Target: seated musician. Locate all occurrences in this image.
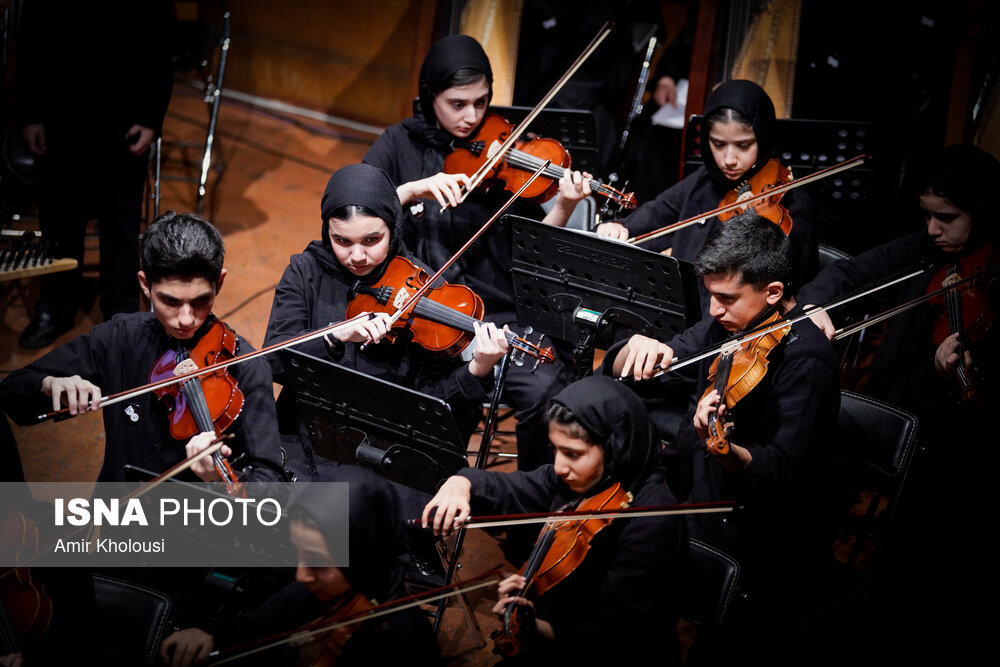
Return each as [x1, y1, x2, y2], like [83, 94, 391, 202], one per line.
[596, 79, 818, 310]
[0, 211, 284, 483]
[799, 143, 998, 435]
[796, 143, 998, 662]
[363, 34, 593, 471]
[159, 465, 442, 666]
[603, 213, 839, 663]
[422, 375, 687, 664]
[263, 162, 510, 480]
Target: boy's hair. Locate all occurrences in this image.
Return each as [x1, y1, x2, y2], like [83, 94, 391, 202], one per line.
[694, 212, 791, 288]
[140, 211, 225, 285]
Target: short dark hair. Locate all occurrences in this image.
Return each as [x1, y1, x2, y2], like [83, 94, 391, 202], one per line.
[140, 211, 225, 285]
[694, 212, 791, 288]
[435, 67, 490, 94]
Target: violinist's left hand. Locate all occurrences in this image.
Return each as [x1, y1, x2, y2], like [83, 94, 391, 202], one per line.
[542, 170, 592, 227]
[160, 627, 214, 666]
[694, 390, 723, 440]
[468, 321, 510, 377]
[186, 432, 232, 482]
[491, 574, 555, 640]
[934, 332, 973, 380]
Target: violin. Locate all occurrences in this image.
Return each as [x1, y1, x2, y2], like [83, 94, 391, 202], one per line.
[0, 510, 53, 659]
[717, 158, 794, 234]
[148, 318, 247, 497]
[346, 256, 556, 364]
[492, 482, 633, 657]
[927, 241, 998, 403]
[701, 310, 791, 456]
[445, 113, 637, 211]
[294, 590, 374, 666]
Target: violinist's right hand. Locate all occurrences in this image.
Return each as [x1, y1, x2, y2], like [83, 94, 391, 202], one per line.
[186, 432, 233, 482]
[41, 375, 102, 415]
[804, 305, 835, 340]
[327, 311, 392, 345]
[397, 172, 471, 210]
[421, 475, 471, 537]
[159, 627, 214, 667]
[612, 334, 674, 381]
[594, 221, 630, 241]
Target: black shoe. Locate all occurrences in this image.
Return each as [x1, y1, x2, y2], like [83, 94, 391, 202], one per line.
[404, 552, 446, 589]
[18, 306, 75, 349]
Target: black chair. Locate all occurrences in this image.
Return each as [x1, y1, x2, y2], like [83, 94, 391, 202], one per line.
[92, 573, 172, 666]
[817, 242, 850, 270]
[680, 538, 741, 630]
[835, 390, 918, 567]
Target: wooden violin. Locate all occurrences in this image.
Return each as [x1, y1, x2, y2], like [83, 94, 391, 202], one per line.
[148, 318, 247, 497]
[492, 482, 633, 657]
[294, 590, 374, 667]
[702, 310, 791, 456]
[347, 256, 556, 364]
[717, 158, 793, 234]
[0, 510, 53, 660]
[445, 113, 637, 210]
[927, 241, 998, 403]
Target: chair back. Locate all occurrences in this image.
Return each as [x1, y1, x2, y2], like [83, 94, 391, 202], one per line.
[92, 574, 172, 666]
[680, 538, 741, 630]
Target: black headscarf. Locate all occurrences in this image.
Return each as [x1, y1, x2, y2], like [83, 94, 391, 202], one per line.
[699, 79, 777, 185]
[403, 34, 493, 151]
[548, 375, 656, 495]
[313, 162, 404, 285]
[289, 465, 406, 603]
[917, 143, 1000, 248]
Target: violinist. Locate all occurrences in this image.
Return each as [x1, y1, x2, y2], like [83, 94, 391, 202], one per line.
[799, 143, 999, 429]
[603, 214, 839, 664]
[0, 212, 284, 484]
[795, 144, 998, 662]
[264, 163, 510, 479]
[363, 34, 592, 471]
[159, 465, 442, 666]
[422, 375, 687, 664]
[596, 79, 818, 311]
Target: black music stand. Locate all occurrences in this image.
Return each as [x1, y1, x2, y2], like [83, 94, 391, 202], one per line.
[276, 348, 468, 496]
[508, 214, 700, 377]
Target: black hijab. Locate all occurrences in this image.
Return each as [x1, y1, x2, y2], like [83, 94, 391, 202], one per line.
[916, 143, 1000, 249]
[312, 162, 404, 286]
[289, 465, 406, 603]
[699, 79, 777, 185]
[403, 34, 493, 151]
[548, 375, 656, 495]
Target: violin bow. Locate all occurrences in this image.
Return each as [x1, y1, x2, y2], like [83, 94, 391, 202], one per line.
[371, 160, 551, 339]
[34, 313, 376, 423]
[208, 569, 503, 664]
[415, 500, 737, 532]
[832, 261, 1000, 341]
[443, 21, 614, 212]
[640, 263, 930, 381]
[627, 154, 869, 245]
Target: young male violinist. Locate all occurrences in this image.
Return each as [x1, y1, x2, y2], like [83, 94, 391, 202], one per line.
[0, 211, 285, 484]
[603, 212, 840, 665]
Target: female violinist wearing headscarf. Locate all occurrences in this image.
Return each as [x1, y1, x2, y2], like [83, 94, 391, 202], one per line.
[597, 79, 818, 309]
[159, 465, 442, 666]
[422, 375, 687, 664]
[363, 34, 591, 472]
[264, 163, 509, 480]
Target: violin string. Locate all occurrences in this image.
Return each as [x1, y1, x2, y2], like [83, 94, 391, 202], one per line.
[408, 296, 538, 355]
[501, 148, 621, 200]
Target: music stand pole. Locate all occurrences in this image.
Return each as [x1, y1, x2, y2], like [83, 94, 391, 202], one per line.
[432, 348, 514, 640]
